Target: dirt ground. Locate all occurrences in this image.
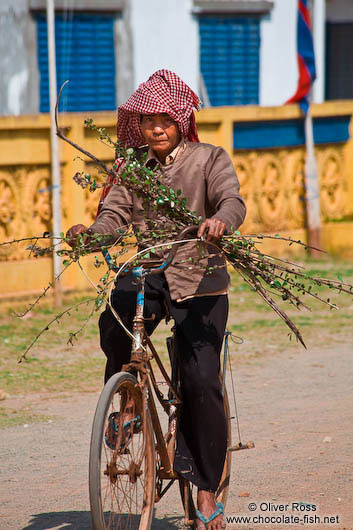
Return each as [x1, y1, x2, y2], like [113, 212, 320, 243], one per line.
[1, 342, 352, 530]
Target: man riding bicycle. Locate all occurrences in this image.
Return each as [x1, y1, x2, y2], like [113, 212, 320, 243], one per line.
[67, 69, 246, 530]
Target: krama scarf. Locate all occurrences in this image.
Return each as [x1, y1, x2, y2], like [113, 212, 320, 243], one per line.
[117, 69, 202, 147]
[97, 70, 201, 216]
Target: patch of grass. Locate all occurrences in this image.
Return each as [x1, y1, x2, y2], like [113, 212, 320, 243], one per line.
[0, 257, 352, 398]
[0, 406, 51, 428]
[226, 256, 353, 356]
[0, 354, 106, 395]
[229, 323, 246, 332]
[251, 319, 281, 328]
[0, 293, 105, 395]
[1, 296, 99, 362]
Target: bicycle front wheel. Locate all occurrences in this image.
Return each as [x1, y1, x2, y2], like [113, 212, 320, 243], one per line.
[89, 372, 156, 530]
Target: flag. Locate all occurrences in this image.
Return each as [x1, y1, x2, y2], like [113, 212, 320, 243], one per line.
[286, 0, 316, 113]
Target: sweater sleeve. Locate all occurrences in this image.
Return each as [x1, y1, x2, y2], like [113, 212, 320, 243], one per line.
[204, 146, 246, 231]
[89, 183, 133, 236]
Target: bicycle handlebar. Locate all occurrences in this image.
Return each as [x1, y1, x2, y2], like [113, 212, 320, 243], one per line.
[105, 225, 199, 277]
[149, 225, 199, 276]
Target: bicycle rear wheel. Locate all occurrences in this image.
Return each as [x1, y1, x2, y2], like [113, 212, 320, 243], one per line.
[89, 372, 156, 530]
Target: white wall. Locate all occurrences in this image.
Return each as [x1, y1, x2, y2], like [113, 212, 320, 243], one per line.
[0, 0, 39, 115]
[128, 0, 329, 108]
[259, 0, 298, 106]
[130, 0, 199, 93]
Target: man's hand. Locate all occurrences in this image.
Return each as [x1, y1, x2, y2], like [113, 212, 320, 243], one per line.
[198, 217, 226, 243]
[65, 224, 90, 248]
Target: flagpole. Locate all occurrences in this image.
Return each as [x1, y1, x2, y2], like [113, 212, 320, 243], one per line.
[304, 0, 322, 257]
[312, 0, 325, 103]
[286, 0, 322, 256]
[47, 0, 63, 305]
[304, 104, 321, 255]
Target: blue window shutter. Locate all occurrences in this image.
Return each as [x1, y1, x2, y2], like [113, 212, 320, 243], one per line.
[199, 16, 260, 106]
[36, 13, 116, 112]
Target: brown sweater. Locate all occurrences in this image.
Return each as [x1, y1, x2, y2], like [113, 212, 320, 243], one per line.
[90, 141, 246, 300]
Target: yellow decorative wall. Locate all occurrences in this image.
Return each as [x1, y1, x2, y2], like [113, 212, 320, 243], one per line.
[197, 102, 353, 257]
[0, 113, 117, 300]
[0, 102, 353, 302]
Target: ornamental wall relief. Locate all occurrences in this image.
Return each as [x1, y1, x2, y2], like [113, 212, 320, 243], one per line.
[285, 150, 306, 228]
[255, 153, 286, 231]
[25, 168, 52, 236]
[233, 153, 255, 233]
[84, 187, 101, 227]
[316, 147, 346, 220]
[0, 170, 21, 260]
[232, 146, 349, 234]
[83, 165, 105, 227]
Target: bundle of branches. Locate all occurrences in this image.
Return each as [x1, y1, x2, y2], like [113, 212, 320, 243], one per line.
[53, 84, 353, 348]
[3, 82, 353, 359]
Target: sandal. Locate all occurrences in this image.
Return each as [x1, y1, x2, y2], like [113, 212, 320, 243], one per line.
[196, 502, 225, 528]
[104, 411, 142, 451]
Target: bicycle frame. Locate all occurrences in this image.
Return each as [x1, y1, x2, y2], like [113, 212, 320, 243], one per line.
[105, 227, 199, 502]
[99, 226, 231, 526]
[120, 265, 181, 485]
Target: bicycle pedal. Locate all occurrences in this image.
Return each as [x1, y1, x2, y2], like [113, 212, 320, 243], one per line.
[228, 441, 255, 451]
[143, 313, 156, 321]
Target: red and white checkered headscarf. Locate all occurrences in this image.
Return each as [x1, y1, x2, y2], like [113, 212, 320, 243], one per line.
[117, 69, 202, 148]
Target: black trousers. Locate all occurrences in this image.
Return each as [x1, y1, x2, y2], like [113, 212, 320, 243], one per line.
[99, 273, 228, 492]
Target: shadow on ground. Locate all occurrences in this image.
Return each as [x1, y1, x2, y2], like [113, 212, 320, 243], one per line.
[22, 510, 184, 529]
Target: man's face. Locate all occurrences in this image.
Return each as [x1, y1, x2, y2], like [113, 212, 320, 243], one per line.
[140, 113, 181, 162]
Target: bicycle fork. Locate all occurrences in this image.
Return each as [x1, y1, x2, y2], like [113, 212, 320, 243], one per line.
[132, 267, 146, 357]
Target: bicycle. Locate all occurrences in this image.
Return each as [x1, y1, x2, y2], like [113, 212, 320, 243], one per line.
[88, 226, 232, 530]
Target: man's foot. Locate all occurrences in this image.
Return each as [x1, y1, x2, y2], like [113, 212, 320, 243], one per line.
[196, 490, 226, 529]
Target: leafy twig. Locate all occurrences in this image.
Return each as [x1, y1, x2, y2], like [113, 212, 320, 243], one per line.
[18, 297, 96, 363]
[55, 80, 112, 175]
[0, 234, 62, 247]
[67, 300, 98, 346]
[13, 259, 74, 318]
[5, 87, 353, 359]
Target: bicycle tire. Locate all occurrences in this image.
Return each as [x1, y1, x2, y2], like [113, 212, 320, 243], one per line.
[89, 371, 156, 530]
[178, 384, 232, 528]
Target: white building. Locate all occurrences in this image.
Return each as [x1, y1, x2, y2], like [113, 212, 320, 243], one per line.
[0, 0, 352, 115]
